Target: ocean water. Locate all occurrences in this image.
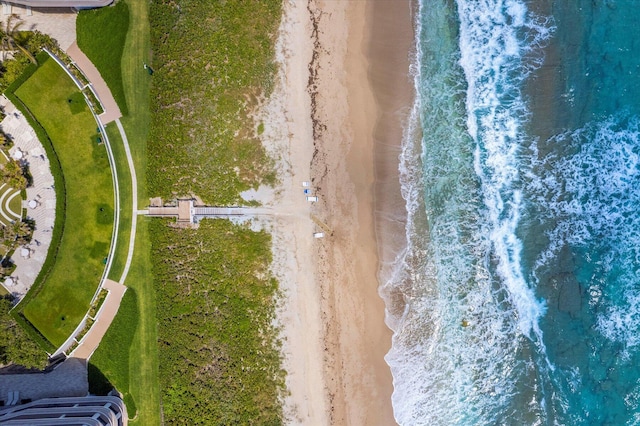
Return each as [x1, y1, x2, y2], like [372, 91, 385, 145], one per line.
[384, 0, 640, 424]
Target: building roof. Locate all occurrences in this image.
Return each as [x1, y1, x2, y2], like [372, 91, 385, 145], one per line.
[0, 395, 127, 425]
[0, 357, 88, 403]
[6, 0, 112, 8]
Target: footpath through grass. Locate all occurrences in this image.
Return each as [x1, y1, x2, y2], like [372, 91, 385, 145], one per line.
[84, 0, 161, 423]
[104, 124, 132, 282]
[15, 57, 114, 346]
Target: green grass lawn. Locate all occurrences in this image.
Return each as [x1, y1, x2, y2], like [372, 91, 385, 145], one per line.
[77, 0, 130, 115]
[7, 190, 22, 220]
[0, 185, 23, 226]
[85, 0, 161, 422]
[88, 288, 138, 414]
[15, 57, 114, 346]
[104, 123, 132, 282]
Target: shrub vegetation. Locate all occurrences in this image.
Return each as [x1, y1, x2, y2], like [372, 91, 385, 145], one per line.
[147, 0, 285, 422]
[0, 296, 47, 368]
[150, 219, 285, 424]
[148, 0, 281, 204]
[147, 0, 284, 424]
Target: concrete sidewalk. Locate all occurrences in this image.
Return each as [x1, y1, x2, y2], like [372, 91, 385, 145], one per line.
[71, 279, 127, 360]
[66, 42, 122, 124]
[0, 98, 56, 300]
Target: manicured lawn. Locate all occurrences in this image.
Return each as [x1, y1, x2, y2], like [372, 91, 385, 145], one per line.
[76, 0, 130, 115]
[88, 288, 138, 414]
[104, 124, 132, 282]
[86, 0, 161, 422]
[16, 57, 114, 346]
[118, 0, 161, 421]
[0, 185, 22, 226]
[7, 190, 22, 219]
[124, 218, 159, 424]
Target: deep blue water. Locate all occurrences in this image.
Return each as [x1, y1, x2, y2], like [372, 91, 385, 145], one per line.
[384, 1, 640, 424]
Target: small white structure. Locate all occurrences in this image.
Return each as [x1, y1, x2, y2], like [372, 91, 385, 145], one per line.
[302, 181, 310, 187]
[306, 196, 318, 202]
[313, 232, 324, 238]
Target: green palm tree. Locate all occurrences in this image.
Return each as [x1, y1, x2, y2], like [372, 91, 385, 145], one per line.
[0, 14, 36, 64]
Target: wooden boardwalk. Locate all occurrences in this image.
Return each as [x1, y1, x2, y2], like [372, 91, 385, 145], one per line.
[147, 198, 271, 225]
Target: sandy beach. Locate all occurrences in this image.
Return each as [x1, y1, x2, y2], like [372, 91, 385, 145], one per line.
[263, 0, 414, 424]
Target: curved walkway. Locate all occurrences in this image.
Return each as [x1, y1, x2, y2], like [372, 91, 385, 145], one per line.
[0, 99, 56, 299]
[115, 118, 137, 284]
[50, 55, 138, 359]
[71, 279, 126, 359]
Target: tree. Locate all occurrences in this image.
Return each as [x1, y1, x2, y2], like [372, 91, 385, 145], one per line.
[12, 220, 32, 244]
[0, 14, 36, 64]
[2, 159, 27, 190]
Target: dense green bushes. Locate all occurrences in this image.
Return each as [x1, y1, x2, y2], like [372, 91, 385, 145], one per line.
[148, 0, 281, 204]
[0, 297, 47, 369]
[77, 1, 130, 115]
[150, 219, 284, 424]
[147, 0, 285, 422]
[0, 31, 59, 92]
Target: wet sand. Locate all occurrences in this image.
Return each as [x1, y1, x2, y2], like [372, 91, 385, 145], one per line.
[263, 1, 415, 424]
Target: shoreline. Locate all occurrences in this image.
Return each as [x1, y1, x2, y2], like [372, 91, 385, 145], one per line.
[264, 1, 415, 424]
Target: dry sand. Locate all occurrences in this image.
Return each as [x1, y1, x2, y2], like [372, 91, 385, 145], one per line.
[262, 0, 415, 424]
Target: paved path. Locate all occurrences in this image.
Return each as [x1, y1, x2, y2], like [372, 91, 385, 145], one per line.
[3, 5, 77, 51]
[71, 279, 127, 359]
[47, 54, 139, 360]
[0, 98, 56, 300]
[115, 118, 138, 284]
[66, 42, 122, 124]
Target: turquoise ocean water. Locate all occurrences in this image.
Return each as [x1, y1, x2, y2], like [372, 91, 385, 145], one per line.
[383, 1, 640, 424]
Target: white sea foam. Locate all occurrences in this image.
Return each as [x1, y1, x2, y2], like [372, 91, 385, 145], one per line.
[458, 0, 553, 341]
[527, 115, 640, 350]
[384, 0, 554, 424]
